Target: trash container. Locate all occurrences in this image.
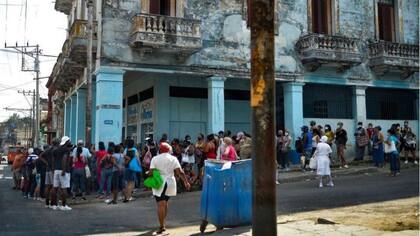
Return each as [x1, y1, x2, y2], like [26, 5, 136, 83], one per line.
[200, 159, 252, 232]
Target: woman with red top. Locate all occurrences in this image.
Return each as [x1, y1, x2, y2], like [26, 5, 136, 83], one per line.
[95, 141, 107, 192]
[204, 134, 217, 160]
[72, 146, 87, 200]
[221, 137, 238, 161]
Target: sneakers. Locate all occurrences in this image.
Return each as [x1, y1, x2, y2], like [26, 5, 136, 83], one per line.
[344, 165, 349, 168]
[51, 205, 58, 210]
[59, 205, 72, 211]
[276, 181, 280, 185]
[319, 183, 323, 188]
[415, 161, 419, 165]
[107, 200, 117, 205]
[327, 182, 334, 187]
[104, 199, 112, 204]
[405, 160, 409, 164]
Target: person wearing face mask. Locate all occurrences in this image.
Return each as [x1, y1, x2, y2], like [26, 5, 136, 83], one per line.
[354, 122, 369, 161]
[335, 122, 348, 168]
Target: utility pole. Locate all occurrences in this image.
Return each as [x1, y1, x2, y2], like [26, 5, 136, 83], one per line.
[5, 43, 42, 148]
[17, 89, 36, 147]
[249, 0, 277, 235]
[86, 0, 94, 147]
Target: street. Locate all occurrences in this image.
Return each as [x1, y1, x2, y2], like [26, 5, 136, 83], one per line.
[0, 162, 418, 236]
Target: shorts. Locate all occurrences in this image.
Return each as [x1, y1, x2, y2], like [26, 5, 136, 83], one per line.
[111, 171, 124, 191]
[154, 183, 170, 202]
[124, 169, 137, 182]
[45, 171, 54, 185]
[53, 170, 70, 188]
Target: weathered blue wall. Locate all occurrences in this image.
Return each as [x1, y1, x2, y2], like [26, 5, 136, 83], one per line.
[403, 0, 419, 44]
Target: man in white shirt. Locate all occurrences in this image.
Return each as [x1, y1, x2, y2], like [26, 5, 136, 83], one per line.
[149, 142, 190, 234]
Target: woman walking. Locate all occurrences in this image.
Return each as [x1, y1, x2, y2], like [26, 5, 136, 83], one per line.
[372, 126, 384, 167]
[314, 136, 334, 188]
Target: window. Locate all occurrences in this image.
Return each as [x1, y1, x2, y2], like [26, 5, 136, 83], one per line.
[150, 0, 172, 16]
[170, 86, 207, 99]
[127, 94, 139, 105]
[377, 0, 395, 41]
[313, 100, 328, 118]
[311, 0, 332, 34]
[366, 88, 417, 120]
[303, 84, 353, 118]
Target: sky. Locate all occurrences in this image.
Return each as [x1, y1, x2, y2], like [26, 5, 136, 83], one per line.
[0, 0, 67, 122]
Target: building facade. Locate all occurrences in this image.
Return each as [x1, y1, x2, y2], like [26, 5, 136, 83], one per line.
[47, 0, 419, 158]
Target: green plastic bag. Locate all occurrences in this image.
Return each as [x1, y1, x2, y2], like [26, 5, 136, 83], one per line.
[144, 170, 164, 189]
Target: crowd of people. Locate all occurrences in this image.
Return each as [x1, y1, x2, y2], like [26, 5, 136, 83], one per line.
[9, 130, 253, 210]
[275, 120, 418, 187]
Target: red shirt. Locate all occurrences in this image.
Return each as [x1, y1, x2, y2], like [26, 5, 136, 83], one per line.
[73, 155, 86, 169]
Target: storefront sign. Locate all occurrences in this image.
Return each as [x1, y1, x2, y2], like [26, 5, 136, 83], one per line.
[104, 120, 113, 125]
[140, 99, 154, 124]
[127, 104, 138, 125]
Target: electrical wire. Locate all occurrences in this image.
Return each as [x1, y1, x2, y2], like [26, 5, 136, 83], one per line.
[0, 80, 36, 93]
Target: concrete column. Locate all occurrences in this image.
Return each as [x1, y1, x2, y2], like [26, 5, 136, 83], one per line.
[352, 86, 367, 126]
[94, 67, 124, 146]
[155, 78, 170, 140]
[207, 76, 226, 134]
[70, 95, 77, 143]
[91, 81, 96, 145]
[75, 88, 87, 142]
[283, 82, 304, 145]
[64, 99, 71, 136]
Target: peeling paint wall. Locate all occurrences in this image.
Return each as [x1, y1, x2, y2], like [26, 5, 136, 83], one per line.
[99, 0, 418, 77]
[402, 0, 419, 44]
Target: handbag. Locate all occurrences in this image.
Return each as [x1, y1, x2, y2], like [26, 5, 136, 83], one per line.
[309, 156, 317, 169]
[85, 165, 91, 178]
[144, 170, 163, 189]
[129, 157, 142, 173]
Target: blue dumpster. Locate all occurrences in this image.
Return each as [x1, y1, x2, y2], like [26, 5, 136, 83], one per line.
[200, 159, 252, 232]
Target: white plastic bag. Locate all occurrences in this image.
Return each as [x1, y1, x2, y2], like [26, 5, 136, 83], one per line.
[309, 156, 317, 169]
[85, 165, 91, 178]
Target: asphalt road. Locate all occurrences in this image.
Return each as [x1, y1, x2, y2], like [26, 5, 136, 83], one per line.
[0, 162, 418, 236]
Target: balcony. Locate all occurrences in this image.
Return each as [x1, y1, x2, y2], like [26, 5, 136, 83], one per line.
[130, 13, 202, 56]
[63, 20, 97, 65]
[295, 34, 362, 72]
[368, 41, 419, 77]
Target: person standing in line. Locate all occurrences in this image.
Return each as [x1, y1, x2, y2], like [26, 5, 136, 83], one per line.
[149, 142, 190, 234]
[11, 148, 26, 190]
[354, 122, 369, 161]
[216, 131, 225, 160]
[385, 129, 400, 176]
[193, 133, 205, 185]
[221, 137, 238, 161]
[372, 126, 384, 167]
[72, 146, 87, 200]
[281, 130, 292, 171]
[107, 145, 125, 204]
[95, 142, 107, 192]
[276, 130, 284, 169]
[204, 134, 217, 160]
[314, 136, 334, 188]
[98, 147, 114, 199]
[402, 128, 417, 164]
[335, 122, 348, 168]
[123, 150, 137, 202]
[311, 128, 321, 156]
[24, 148, 38, 199]
[51, 136, 73, 211]
[366, 123, 374, 156]
[301, 126, 312, 171]
[237, 132, 252, 159]
[39, 139, 59, 208]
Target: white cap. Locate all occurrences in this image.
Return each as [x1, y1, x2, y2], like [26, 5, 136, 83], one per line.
[77, 140, 84, 145]
[320, 136, 328, 143]
[28, 148, 34, 155]
[60, 136, 71, 146]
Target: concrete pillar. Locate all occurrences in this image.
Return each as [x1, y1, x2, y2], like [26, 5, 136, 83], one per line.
[75, 88, 87, 142]
[283, 82, 304, 145]
[70, 95, 77, 143]
[353, 86, 367, 126]
[91, 81, 96, 145]
[207, 76, 226, 134]
[94, 67, 124, 146]
[64, 99, 71, 136]
[155, 78, 170, 140]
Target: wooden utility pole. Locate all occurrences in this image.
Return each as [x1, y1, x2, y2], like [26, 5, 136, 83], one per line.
[85, 0, 94, 147]
[250, 0, 277, 235]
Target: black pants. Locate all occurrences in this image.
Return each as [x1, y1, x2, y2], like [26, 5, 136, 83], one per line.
[40, 171, 46, 198]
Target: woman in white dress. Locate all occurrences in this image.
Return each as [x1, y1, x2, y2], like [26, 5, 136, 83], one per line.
[314, 136, 334, 188]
